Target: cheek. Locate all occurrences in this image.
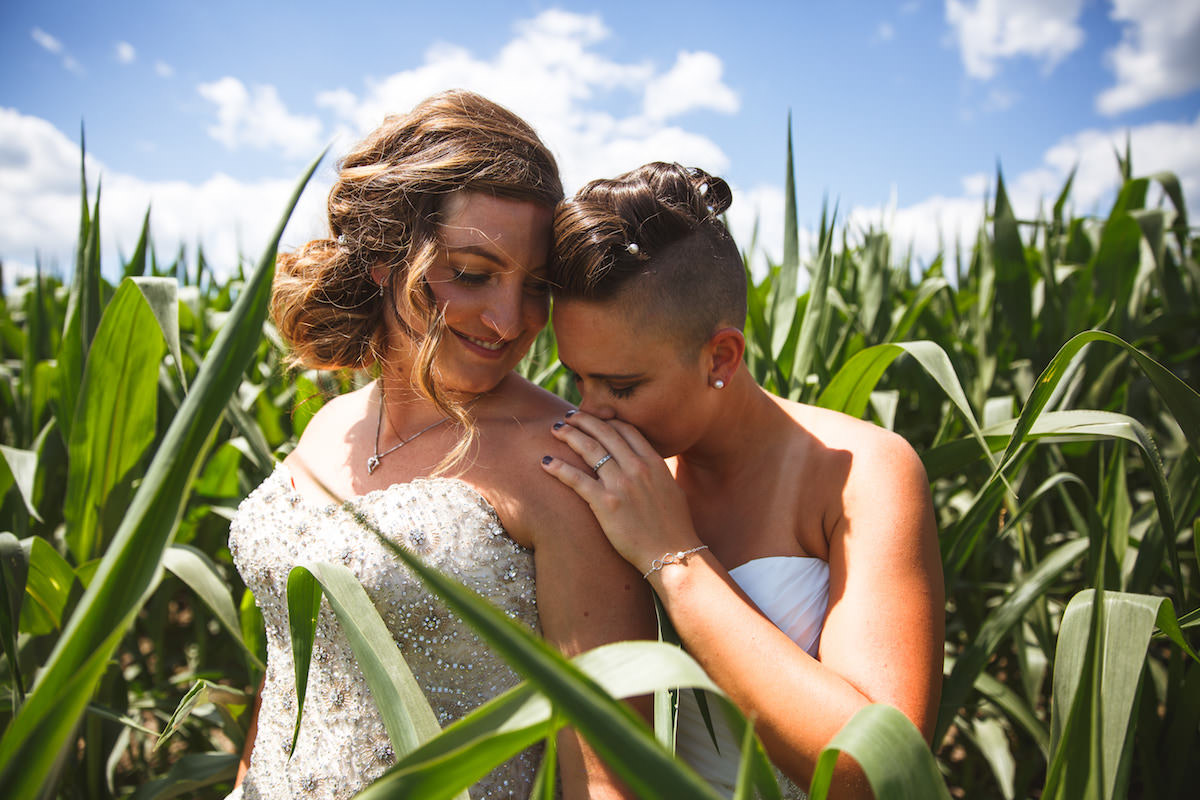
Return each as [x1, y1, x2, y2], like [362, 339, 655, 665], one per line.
[524, 295, 550, 329]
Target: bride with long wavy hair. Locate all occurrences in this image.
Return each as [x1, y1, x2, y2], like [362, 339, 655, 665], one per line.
[227, 90, 653, 800]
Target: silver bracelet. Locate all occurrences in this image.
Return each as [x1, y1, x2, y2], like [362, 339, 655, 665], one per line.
[642, 545, 709, 579]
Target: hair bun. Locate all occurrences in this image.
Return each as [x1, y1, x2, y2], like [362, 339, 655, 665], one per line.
[686, 167, 732, 217]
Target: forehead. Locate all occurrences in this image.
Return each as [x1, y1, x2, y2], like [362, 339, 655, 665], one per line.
[552, 298, 660, 368]
[439, 191, 553, 270]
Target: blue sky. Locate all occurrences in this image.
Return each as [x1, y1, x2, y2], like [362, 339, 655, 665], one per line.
[2, 0, 1198, 283]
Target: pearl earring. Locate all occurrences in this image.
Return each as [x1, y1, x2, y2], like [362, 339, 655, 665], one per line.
[714, 379, 725, 389]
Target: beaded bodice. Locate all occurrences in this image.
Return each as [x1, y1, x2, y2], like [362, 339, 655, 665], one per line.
[228, 465, 540, 799]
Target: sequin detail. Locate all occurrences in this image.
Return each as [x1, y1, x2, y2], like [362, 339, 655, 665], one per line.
[228, 466, 541, 799]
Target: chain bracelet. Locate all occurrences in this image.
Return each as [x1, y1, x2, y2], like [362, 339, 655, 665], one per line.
[642, 545, 710, 579]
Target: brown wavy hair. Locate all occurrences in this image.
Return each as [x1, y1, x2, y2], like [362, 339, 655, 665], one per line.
[551, 162, 745, 352]
[271, 90, 562, 465]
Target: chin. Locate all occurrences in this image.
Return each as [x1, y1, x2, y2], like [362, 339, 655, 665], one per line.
[439, 366, 517, 397]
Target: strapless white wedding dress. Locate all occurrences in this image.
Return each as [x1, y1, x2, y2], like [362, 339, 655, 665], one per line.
[225, 464, 541, 800]
[675, 556, 830, 799]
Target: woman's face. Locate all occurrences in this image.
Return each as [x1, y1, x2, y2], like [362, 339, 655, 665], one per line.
[552, 298, 710, 456]
[393, 192, 553, 394]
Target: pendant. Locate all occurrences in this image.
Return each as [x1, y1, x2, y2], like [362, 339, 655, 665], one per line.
[367, 454, 380, 475]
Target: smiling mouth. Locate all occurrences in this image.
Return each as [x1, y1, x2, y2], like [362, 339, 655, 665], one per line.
[455, 330, 509, 352]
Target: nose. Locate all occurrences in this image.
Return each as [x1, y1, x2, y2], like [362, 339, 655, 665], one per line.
[577, 390, 616, 421]
[481, 287, 522, 340]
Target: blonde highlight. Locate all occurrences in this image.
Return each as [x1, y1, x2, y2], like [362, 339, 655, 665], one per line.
[271, 90, 562, 471]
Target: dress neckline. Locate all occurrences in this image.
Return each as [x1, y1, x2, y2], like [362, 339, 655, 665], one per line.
[273, 462, 500, 518]
[728, 554, 828, 574]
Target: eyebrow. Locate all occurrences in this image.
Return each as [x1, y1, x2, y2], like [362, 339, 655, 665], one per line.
[559, 359, 643, 381]
[445, 243, 507, 267]
[445, 243, 548, 276]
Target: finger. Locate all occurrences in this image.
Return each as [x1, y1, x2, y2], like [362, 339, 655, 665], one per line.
[559, 411, 640, 465]
[550, 419, 612, 470]
[605, 418, 660, 459]
[540, 454, 604, 505]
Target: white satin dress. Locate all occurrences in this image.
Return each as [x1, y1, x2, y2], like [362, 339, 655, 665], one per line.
[675, 556, 830, 799]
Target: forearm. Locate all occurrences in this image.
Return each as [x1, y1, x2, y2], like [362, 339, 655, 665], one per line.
[235, 676, 265, 787]
[557, 693, 651, 800]
[650, 554, 873, 796]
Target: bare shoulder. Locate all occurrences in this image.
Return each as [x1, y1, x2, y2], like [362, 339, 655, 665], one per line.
[476, 377, 600, 547]
[780, 399, 931, 528]
[283, 383, 372, 487]
[290, 384, 370, 450]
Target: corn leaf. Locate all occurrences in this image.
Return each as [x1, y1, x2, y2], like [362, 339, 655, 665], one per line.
[0, 152, 324, 799]
[128, 753, 239, 800]
[1048, 590, 1199, 800]
[18, 536, 76, 635]
[63, 278, 166, 562]
[0, 532, 28, 701]
[286, 562, 443, 762]
[349, 506, 727, 800]
[163, 544, 262, 669]
[0, 445, 42, 523]
[936, 537, 1088, 745]
[808, 704, 950, 800]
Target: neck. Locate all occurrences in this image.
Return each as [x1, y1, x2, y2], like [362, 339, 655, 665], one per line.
[676, 366, 788, 484]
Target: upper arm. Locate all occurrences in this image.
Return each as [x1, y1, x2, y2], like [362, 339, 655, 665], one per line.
[817, 432, 944, 740]
[524, 462, 657, 657]
[490, 410, 657, 656]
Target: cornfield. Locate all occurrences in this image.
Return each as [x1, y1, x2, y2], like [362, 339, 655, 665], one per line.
[1, 124, 1197, 799]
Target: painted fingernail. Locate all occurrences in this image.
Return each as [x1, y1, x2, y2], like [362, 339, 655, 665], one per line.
[553, 421, 565, 430]
[565, 409, 578, 417]
[541, 455, 553, 465]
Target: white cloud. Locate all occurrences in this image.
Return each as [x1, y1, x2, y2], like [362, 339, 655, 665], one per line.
[847, 111, 1200, 267]
[313, 9, 736, 192]
[0, 107, 331, 287]
[643, 52, 739, 120]
[155, 60, 174, 78]
[982, 86, 1019, 112]
[5, 10, 740, 286]
[875, 22, 896, 43]
[115, 41, 136, 64]
[32, 27, 84, 75]
[31, 28, 62, 54]
[945, 0, 1085, 79]
[197, 77, 324, 159]
[1096, 0, 1200, 115]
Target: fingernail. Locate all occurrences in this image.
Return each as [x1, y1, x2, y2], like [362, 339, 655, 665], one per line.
[565, 409, 578, 417]
[541, 455, 553, 465]
[553, 421, 565, 430]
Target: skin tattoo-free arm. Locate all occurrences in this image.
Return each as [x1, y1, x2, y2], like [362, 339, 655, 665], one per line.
[543, 411, 943, 798]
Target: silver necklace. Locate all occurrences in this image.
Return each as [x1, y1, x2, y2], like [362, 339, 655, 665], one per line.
[367, 392, 453, 475]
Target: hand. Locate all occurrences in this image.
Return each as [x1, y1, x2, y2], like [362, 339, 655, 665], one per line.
[540, 411, 701, 573]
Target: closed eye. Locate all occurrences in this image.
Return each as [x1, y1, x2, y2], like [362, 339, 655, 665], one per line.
[609, 384, 636, 399]
[451, 267, 490, 286]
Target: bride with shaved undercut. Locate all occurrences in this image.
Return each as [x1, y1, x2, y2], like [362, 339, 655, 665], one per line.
[542, 162, 944, 799]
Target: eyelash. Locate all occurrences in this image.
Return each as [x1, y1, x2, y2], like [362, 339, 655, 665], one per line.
[451, 268, 490, 286]
[451, 268, 548, 296]
[571, 372, 636, 400]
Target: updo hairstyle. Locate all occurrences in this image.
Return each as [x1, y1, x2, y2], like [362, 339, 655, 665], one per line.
[551, 162, 746, 353]
[272, 89, 562, 429]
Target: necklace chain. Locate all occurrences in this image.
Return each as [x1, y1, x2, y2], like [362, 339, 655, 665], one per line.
[367, 388, 453, 475]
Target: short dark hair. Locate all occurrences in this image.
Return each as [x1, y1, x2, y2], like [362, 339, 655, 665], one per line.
[551, 162, 746, 351]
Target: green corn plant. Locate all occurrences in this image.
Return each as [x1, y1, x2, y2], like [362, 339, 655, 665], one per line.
[0, 114, 1196, 798]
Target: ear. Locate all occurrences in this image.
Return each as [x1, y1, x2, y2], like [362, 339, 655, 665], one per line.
[705, 327, 745, 386]
[370, 264, 390, 288]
